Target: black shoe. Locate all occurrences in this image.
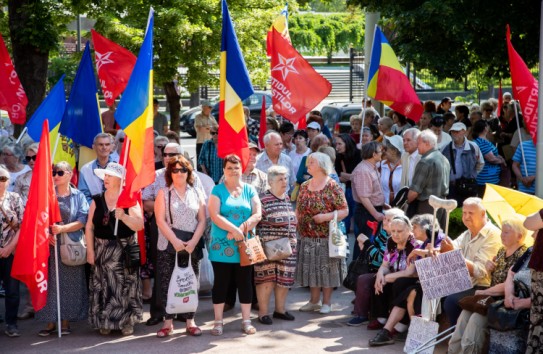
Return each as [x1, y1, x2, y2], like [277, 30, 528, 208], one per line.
[369, 329, 395, 347]
[145, 317, 162, 326]
[273, 311, 295, 321]
[258, 315, 273, 325]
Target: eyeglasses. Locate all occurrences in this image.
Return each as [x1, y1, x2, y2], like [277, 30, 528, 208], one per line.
[163, 153, 180, 158]
[210, 132, 218, 135]
[156, 144, 166, 153]
[52, 170, 66, 177]
[0, 176, 8, 182]
[25, 155, 37, 162]
[172, 167, 188, 174]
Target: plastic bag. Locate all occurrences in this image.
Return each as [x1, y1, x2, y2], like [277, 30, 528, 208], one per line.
[166, 253, 199, 314]
[199, 248, 214, 292]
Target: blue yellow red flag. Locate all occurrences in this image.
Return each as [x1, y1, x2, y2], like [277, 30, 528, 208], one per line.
[115, 9, 155, 195]
[367, 26, 423, 121]
[60, 42, 102, 148]
[218, 0, 254, 169]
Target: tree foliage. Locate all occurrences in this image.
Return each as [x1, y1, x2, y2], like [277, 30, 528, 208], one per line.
[347, 0, 540, 80]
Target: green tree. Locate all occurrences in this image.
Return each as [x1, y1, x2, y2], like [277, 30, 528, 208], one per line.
[347, 0, 539, 80]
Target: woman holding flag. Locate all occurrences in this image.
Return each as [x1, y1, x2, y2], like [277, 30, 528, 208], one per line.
[85, 162, 144, 336]
[35, 161, 89, 336]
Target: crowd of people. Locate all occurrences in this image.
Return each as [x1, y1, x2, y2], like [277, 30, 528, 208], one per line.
[0, 94, 541, 354]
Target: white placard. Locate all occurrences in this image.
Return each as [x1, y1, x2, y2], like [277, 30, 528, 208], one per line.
[415, 249, 472, 300]
[404, 316, 439, 354]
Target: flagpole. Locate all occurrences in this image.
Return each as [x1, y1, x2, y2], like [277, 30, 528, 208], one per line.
[114, 140, 130, 235]
[360, 23, 377, 146]
[512, 100, 528, 177]
[15, 127, 28, 144]
[54, 236, 62, 338]
[51, 134, 61, 160]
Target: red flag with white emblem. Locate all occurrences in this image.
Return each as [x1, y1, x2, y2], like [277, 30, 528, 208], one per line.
[91, 30, 137, 107]
[0, 34, 28, 124]
[267, 28, 331, 124]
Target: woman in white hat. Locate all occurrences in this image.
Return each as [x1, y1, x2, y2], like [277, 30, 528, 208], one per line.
[85, 162, 144, 336]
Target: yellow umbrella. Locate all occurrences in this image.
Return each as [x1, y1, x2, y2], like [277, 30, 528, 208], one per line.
[482, 184, 543, 245]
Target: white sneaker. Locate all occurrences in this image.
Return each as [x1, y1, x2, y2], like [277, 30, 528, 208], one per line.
[299, 301, 322, 312]
[319, 304, 332, 314]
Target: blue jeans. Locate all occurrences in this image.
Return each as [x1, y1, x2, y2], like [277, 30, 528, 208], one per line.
[0, 255, 20, 327]
[443, 286, 485, 326]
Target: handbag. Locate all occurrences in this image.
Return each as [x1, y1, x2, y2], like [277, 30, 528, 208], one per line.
[166, 253, 199, 314]
[343, 254, 370, 291]
[237, 231, 267, 266]
[165, 190, 204, 260]
[458, 294, 497, 316]
[329, 210, 348, 259]
[487, 300, 530, 331]
[59, 232, 87, 266]
[263, 216, 293, 261]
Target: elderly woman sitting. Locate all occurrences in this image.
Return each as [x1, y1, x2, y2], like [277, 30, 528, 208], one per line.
[448, 217, 528, 354]
[255, 166, 297, 325]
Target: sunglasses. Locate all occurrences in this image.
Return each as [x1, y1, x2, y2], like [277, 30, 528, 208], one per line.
[172, 167, 188, 174]
[156, 145, 166, 153]
[163, 152, 179, 158]
[25, 155, 37, 162]
[210, 131, 218, 135]
[0, 176, 8, 182]
[52, 170, 67, 177]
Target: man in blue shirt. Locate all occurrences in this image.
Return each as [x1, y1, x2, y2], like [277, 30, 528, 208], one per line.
[512, 140, 536, 194]
[198, 126, 223, 184]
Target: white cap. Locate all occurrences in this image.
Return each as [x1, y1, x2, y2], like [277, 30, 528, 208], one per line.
[307, 121, 321, 131]
[383, 135, 405, 153]
[449, 122, 467, 132]
[94, 162, 125, 180]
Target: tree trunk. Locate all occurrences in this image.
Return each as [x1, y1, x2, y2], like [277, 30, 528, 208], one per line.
[163, 81, 181, 133]
[8, 0, 49, 138]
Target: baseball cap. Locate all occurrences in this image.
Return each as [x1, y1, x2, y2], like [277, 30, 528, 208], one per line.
[449, 122, 467, 132]
[201, 100, 213, 107]
[383, 135, 405, 153]
[248, 142, 260, 152]
[307, 121, 321, 131]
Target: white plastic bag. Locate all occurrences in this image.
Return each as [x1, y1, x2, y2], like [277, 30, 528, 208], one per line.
[329, 210, 348, 259]
[166, 254, 199, 314]
[199, 248, 214, 292]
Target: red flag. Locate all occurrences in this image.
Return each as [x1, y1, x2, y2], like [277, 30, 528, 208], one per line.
[258, 96, 267, 148]
[116, 138, 146, 265]
[497, 79, 503, 117]
[91, 30, 137, 107]
[297, 116, 307, 130]
[506, 25, 538, 144]
[268, 28, 331, 123]
[0, 34, 28, 124]
[11, 120, 61, 311]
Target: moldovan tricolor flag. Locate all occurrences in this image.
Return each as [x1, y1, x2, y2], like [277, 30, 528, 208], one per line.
[218, 0, 253, 170]
[12, 120, 61, 311]
[115, 9, 155, 197]
[266, 4, 290, 54]
[91, 29, 137, 107]
[0, 33, 28, 124]
[268, 28, 331, 123]
[367, 26, 423, 122]
[506, 24, 538, 144]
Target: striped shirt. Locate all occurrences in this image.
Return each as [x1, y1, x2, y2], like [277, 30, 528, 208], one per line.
[512, 141, 536, 194]
[197, 139, 223, 183]
[474, 137, 501, 185]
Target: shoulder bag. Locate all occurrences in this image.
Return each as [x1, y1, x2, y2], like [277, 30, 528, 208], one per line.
[238, 231, 267, 266]
[165, 190, 204, 260]
[458, 294, 497, 316]
[487, 280, 531, 332]
[263, 215, 293, 261]
[59, 231, 87, 266]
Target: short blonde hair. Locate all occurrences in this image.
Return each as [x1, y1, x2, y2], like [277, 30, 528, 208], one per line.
[307, 152, 332, 175]
[502, 217, 527, 241]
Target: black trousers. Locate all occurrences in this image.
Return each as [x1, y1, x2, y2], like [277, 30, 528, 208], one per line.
[212, 262, 253, 304]
[148, 215, 165, 319]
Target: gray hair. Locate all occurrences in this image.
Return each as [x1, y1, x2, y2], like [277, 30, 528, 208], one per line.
[263, 131, 281, 146]
[53, 161, 73, 173]
[403, 127, 421, 140]
[378, 117, 393, 129]
[463, 197, 486, 212]
[391, 215, 413, 231]
[308, 152, 333, 175]
[93, 132, 114, 145]
[267, 165, 289, 182]
[164, 142, 184, 154]
[411, 213, 440, 233]
[419, 129, 437, 148]
[154, 135, 169, 145]
[25, 142, 39, 155]
[317, 146, 336, 164]
[383, 207, 405, 218]
[2, 143, 24, 162]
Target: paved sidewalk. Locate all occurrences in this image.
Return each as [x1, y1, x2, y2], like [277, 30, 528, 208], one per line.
[2, 284, 431, 354]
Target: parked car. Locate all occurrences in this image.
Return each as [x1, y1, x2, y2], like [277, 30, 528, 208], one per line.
[321, 102, 363, 135]
[180, 91, 272, 137]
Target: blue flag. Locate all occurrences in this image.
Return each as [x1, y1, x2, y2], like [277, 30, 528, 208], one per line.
[26, 76, 66, 141]
[59, 42, 103, 148]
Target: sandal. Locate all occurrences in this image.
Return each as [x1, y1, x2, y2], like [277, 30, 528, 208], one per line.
[38, 327, 56, 337]
[99, 328, 111, 335]
[241, 320, 256, 335]
[186, 326, 202, 336]
[156, 326, 173, 338]
[211, 321, 223, 336]
[121, 325, 134, 336]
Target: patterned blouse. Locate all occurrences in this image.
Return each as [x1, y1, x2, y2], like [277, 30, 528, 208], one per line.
[382, 235, 422, 273]
[296, 179, 348, 239]
[490, 245, 528, 287]
[0, 191, 24, 248]
[257, 190, 297, 243]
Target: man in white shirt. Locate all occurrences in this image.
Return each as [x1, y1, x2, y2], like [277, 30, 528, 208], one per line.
[256, 131, 294, 188]
[400, 128, 421, 187]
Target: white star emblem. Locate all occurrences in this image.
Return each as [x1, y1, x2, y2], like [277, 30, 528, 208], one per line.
[95, 51, 114, 71]
[271, 54, 299, 80]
